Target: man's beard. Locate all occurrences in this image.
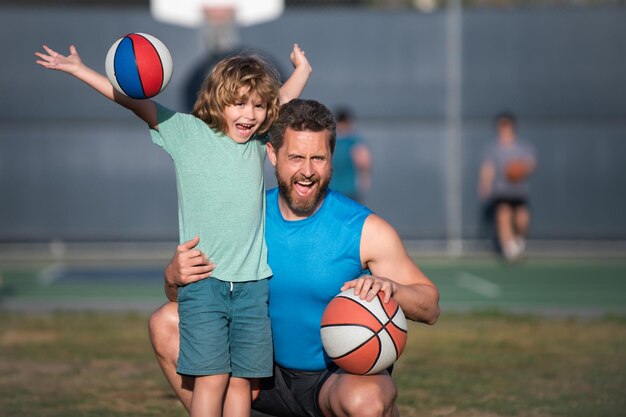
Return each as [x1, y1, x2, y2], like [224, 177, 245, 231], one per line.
[276, 169, 331, 217]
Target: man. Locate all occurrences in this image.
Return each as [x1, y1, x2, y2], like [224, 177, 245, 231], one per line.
[478, 111, 536, 261]
[149, 99, 440, 417]
[330, 106, 372, 203]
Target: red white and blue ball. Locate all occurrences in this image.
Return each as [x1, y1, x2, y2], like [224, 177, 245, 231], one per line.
[105, 33, 173, 99]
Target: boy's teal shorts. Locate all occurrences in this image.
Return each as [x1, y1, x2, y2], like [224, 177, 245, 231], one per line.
[176, 277, 272, 378]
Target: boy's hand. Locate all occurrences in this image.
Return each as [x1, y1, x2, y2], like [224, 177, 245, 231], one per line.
[278, 44, 312, 104]
[290, 43, 311, 71]
[35, 44, 83, 74]
[165, 236, 216, 288]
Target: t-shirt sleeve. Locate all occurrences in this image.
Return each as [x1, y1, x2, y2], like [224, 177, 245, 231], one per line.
[149, 103, 186, 158]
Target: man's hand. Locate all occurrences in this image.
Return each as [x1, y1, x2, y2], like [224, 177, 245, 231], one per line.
[164, 236, 215, 301]
[341, 275, 397, 304]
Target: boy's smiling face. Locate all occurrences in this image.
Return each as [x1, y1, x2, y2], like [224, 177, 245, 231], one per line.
[223, 88, 268, 143]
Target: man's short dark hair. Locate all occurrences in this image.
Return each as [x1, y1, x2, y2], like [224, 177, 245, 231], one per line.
[495, 111, 517, 128]
[334, 106, 355, 124]
[269, 99, 336, 154]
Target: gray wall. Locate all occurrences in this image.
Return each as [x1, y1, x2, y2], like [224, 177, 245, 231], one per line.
[1, 6, 625, 242]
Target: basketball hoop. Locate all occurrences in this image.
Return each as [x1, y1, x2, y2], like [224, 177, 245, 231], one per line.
[150, 0, 284, 28]
[202, 4, 239, 52]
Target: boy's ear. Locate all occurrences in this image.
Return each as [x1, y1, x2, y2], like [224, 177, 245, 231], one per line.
[266, 142, 277, 167]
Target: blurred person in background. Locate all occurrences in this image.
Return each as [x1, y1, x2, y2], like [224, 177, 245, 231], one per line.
[330, 107, 372, 203]
[478, 112, 537, 261]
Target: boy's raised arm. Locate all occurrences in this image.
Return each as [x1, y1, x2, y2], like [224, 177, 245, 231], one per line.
[35, 44, 158, 128]
[279, 43, 312, 105]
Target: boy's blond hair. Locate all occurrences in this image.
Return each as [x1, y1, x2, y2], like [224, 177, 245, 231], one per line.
[192, 54, 281, 135]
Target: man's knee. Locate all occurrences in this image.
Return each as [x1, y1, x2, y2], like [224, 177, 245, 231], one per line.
[148, 302, 179, 356]
[330, 378, 397, 417]
[515, 206, 530, 221]
[495, 203, 513, 218]
[345, 385, 395, 417]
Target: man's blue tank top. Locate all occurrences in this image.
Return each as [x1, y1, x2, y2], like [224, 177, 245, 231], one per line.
[265, 188, 373, 371]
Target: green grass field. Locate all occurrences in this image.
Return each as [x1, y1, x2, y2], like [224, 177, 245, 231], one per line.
[1, 311, 624, 417]
[1, 257, 625, 416]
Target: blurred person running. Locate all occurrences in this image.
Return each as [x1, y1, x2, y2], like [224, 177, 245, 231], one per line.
[478, 111, 537, 261]
[329, 106, 372, 203]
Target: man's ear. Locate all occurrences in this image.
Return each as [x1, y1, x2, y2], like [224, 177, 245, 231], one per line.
[266, 142, 277, 167]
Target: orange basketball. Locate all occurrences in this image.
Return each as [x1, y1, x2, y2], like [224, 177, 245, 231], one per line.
[320, 289, 408, 375]
[505, 159, 528, 182]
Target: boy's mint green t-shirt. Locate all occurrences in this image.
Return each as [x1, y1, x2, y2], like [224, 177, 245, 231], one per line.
[150, 104, 271, 282]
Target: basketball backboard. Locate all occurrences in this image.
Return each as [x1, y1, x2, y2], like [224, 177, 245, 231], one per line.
[150, 0, 284, 28]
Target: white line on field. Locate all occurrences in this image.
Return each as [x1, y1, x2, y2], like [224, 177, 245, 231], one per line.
[37, 262, 66, 286]
[455, 271, 502, 299]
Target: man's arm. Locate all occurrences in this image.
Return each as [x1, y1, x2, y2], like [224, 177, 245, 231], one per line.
[478, 159, 495, 199]
[163, 236, 215, 301]
[341, 214, 440, 324]
[524, 153, 537, 176]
